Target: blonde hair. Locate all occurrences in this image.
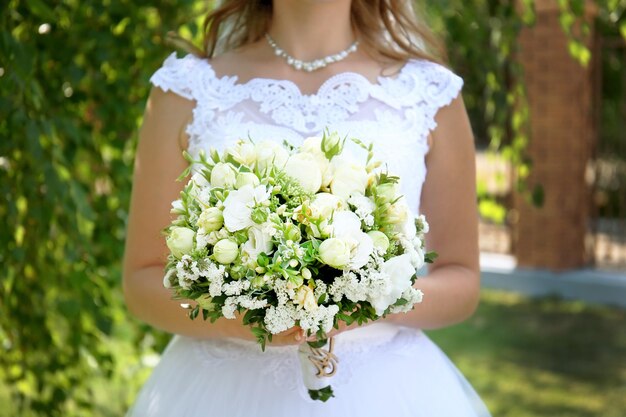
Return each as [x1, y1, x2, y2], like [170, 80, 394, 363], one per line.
[188, 0, 447, 65]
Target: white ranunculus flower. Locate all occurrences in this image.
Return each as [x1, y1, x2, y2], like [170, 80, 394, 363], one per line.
[369, 254, 416, 316]
[319, 238, 351, 269]
[222, 184, 270, 232]
[241, 226, 273, 262]
[226, 141, 257, 166]
[294, 285, 318, 311]
[255, 140, 290, 174]
[331, 211, 374, 270]
[367, 230, 390, 252]
[196, 207, 224, 232]
[235, 172, 260, 189]
[210, 162, 237, 188]
[213, 239, 239, 264]
[166, 227, 195, 258]
[311, 193, 344, 219]
[330, 159, 368, 201]
[283, 153, 323, 194]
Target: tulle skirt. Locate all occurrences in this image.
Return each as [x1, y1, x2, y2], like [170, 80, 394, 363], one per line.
[127, 323, 491, 417]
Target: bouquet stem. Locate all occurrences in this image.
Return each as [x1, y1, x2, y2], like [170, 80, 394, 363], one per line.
[297, 337, 338, 402]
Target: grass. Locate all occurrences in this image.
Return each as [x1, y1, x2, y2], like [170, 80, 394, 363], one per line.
[2, 289, 625, 417]
[428, 290, 626, 417]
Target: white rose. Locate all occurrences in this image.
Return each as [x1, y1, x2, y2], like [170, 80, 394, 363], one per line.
[226, 141, 257, 166]
[166, 227, 195, 258]
[319, 238, 351, 269]
[330, 160, 368, 201]
[196, 207, 223, 232]
[255, 140, 290, 174]
[213, 239, 239, 264]
[241, 226, 273, 262]
[222, 184, 270, 232]
[210, 163, 237, 188]
[294, 285, 318, 311]
[301, 137, 334, 188]
[283, 153, 322, 194]
[235, 172, 260, 189]
[367, 230, 390, 252]
[369, 254, 416, 316]
[311, 193, 344, 219]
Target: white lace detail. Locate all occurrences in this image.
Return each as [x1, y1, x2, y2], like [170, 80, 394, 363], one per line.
[150, 52, 463, 214]
[192, 326, 420, 401]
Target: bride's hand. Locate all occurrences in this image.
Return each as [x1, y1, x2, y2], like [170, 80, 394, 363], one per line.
[267, 326, 305, 346]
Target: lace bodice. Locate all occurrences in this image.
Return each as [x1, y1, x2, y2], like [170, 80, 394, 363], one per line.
[150, 52, 463, 213]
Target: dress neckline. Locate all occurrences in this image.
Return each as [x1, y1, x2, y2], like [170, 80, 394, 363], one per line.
[198, 56, 417, 98]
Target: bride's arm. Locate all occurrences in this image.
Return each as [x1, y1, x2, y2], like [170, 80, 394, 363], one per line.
[122, 88, 302, 344]
[387, 95, 481, 330]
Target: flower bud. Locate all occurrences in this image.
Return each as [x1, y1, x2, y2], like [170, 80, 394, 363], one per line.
[196, 207, 224, 232]
[318, 238, 351, 269]
[301, 267, 312, 280]
[166, 227, 195, 258]
[376, 182, 399, 204]
[210, 163, 237, 189]
[235, 172, 260, 189]
[284, 223, 302, 242]
[250, 207, 268, 224]
[367, 230, 390, 252]
[321, 131, 344, 159]
[213, 239, 239, 264]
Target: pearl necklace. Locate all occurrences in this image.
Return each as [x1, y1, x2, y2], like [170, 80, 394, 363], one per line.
[265, 33, 359, 72]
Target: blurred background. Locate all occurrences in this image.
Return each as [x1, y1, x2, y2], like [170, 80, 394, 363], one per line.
[1, 0, 625, 416]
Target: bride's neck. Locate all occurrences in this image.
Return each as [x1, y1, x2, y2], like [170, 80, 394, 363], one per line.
[269, 0, 354, 60]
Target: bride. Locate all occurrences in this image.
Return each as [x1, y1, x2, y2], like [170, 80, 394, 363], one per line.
[123, 0, 489, 415]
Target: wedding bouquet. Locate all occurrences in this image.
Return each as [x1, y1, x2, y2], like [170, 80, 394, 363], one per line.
[163, 132, 435, 401]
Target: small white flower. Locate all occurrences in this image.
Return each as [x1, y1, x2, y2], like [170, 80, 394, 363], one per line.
[241, 225, 273, 261]
[222, 184, 270, 232]
[368, 254, 415, 316]
[331, 211, 374, 270]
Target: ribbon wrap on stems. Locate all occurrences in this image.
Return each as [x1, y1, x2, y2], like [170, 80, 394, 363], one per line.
[297, 337, 339, 401]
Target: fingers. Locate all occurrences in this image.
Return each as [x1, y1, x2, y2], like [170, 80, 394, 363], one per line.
[268, 327, 305, 346]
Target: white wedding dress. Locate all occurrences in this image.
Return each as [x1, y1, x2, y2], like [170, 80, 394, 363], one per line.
[127, 52, 491, 417]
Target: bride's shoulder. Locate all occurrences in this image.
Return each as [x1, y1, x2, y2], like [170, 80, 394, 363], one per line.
[401, 58, 464, 97]
[150, 52, 217, 101]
